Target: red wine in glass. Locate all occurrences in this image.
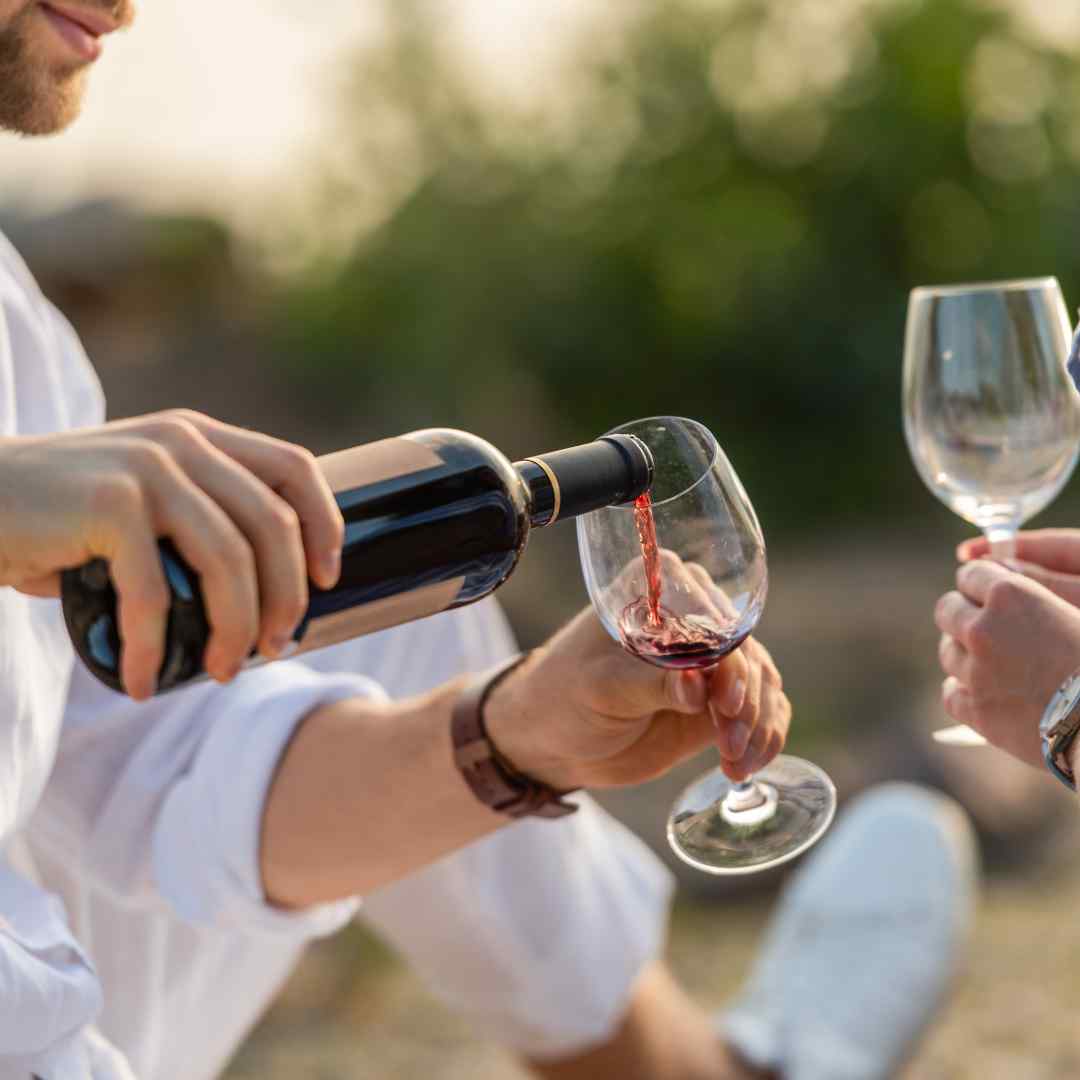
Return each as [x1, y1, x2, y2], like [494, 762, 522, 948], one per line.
[619, 492, 749, 669]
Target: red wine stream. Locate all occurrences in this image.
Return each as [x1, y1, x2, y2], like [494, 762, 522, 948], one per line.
[619, 492, 748, 669]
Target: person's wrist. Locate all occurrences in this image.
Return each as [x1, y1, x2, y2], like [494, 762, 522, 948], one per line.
[484, 648, 580, 793]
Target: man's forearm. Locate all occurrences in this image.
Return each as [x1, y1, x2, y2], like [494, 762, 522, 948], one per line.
[258, 608, 781, 909]
[260, 677, 508, 908]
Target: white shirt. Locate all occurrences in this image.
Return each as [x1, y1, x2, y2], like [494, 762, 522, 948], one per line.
[0, 232, 674, 1079]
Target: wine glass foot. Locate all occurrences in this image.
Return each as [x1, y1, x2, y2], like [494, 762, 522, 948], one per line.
[667, 755, 837, 875]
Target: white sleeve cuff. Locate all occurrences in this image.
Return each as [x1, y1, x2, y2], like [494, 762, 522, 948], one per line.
[152, 664, 386, 938]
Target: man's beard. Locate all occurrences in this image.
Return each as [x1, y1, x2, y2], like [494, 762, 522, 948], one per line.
[0, 1, 130, 136]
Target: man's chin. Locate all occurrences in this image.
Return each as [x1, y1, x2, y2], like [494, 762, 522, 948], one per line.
[0, 69, 87, 136]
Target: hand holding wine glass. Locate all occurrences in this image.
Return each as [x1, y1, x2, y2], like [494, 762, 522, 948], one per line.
[484, 599, 790, 794]
[904, 278, 1080, 746]
[575, 417, 835, 874]
[935, 555, 1080, 768]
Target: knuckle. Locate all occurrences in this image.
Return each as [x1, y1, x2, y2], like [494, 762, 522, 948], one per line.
[933, 594, 952, 628]
[937, 634, 954, 665]
[938, 591, 967, 626]
[750, 718, 770, 750]
[279, 442, 319, 479]
[162, 408, 208, 429]
[90, 472, 144, 517]
[269, 501, 302, 536]
[779, 694, 793, 729]
[760, 655, 782, 688]
[205, 534, 256, 585]
[128, 439, 174, 476]
[966, 616, 994, 655]
[986, 577, 1022, 610]
[148, 414, 204, 453]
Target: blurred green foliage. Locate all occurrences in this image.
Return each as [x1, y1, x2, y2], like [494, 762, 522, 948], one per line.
[275, 0, 1080, 536]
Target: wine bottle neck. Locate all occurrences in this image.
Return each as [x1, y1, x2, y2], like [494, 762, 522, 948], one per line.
[514, 434, 654, 527]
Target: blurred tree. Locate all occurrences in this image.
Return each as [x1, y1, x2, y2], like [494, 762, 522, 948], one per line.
[275, 0, 1080, 536]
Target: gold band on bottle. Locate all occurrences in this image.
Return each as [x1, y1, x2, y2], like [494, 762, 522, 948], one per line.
[522, 457, 561, 526]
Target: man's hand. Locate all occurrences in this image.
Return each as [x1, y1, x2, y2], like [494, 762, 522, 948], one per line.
[935, 558, 1080, 769]
[487, 595, 789, 792]
[0, 410, 343, 699]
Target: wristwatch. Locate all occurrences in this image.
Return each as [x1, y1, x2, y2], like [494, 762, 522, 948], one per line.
[1040, 670, 1080, 791]
[451, 653, 579, 819]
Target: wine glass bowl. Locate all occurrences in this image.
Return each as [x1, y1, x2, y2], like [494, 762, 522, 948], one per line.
[578, 417, 767, 668]
[904, 277, 1080, 551]
[577, 416, 836, 875]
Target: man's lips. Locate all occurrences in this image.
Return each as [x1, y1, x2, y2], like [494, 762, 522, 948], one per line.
[37, 2, 119, 61]
[40, 2, 120, 37]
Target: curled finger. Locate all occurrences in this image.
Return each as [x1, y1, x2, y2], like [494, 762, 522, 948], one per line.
[937, 633, 972, 682]
[713, 644, 762, 760]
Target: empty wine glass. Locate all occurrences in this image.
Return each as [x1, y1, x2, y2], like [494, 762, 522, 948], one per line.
[903, 278, 1080, 747]
[578, 416, 836, 874]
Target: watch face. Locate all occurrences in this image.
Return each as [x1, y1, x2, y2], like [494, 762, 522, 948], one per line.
[1041, 671, 1080, 738]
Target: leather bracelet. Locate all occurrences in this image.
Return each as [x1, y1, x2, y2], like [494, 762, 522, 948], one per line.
[451, 653, 579, 819]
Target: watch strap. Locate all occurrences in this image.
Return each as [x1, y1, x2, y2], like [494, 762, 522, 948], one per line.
[452, 654, 579, 820]
[1046, 723, 1080, 790]
[1045, 741, 1076, 791]
[1041, 671, 1080, 791]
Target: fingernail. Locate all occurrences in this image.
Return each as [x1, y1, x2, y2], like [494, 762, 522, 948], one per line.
[729, 719, 751, 758]
[278, 641, 299, 660]
[942, 676, 959, 706]
[1001, 559, 1025, 573]
[724, 677, 747, 716]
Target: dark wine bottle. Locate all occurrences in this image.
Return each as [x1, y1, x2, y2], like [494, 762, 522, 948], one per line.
[62, 428, 654, 695]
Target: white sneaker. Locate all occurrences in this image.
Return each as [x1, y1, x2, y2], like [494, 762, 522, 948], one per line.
[719, 783, 978, 1080]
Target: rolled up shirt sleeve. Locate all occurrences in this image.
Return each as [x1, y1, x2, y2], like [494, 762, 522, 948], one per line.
[299, 598, 678, 1060]
[150, 664, 384, 935]
[36, 660, 386, 940]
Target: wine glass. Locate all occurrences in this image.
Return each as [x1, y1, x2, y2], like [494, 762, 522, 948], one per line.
[903, 278, 1080, 747]
[577, 416, 836, 874]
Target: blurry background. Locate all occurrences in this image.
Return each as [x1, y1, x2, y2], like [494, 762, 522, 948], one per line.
[7, 0, 1080, 1075]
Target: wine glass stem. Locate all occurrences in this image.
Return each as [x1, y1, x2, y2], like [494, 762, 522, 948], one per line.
[985, 526, 1017, 561]
[720, 773, 779, 826]
[725, 778, 766, 813]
